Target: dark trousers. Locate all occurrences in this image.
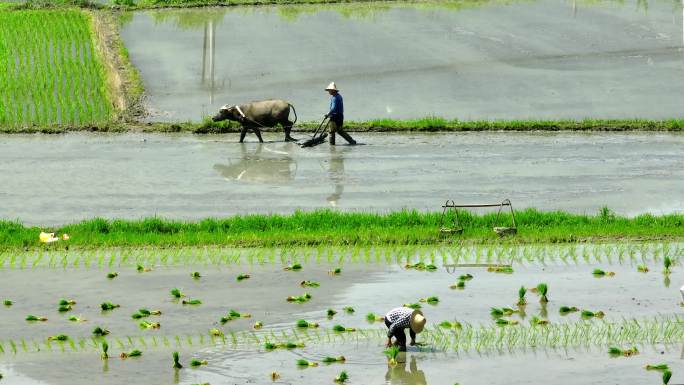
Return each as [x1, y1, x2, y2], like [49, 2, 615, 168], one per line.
[385, 318, 415, 348]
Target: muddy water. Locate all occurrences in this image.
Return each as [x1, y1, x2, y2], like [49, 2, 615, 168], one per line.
[1, 132, 683, 225]
[120, 0, 684, 122]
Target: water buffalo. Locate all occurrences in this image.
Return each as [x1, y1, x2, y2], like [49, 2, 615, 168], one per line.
[212, 99, 297, 143]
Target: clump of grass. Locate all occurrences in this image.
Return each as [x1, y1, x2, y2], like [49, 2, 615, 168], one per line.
[637, 264, 649, 273]
[495, 319, 518, 326]
[334, 371, 349, 383]
[663, 370, 672, 385]
[170, 288, 185, 298]
[581, 310, 605, 319]
[172, 351, 182, 369]
[296, 359, 318, 367]
[139, 320, 160, 329]
[284, 263, 302, 271]
[559, 306, 579, 315]
[366, 312, 384, 322]
[403, 303, 421, 310]
[343, 306, 355, 313]
[26, 314, 47, 321]
[333, 324, 356, 332]
[663, 256, 673, 274]
[405, 262, 437, 271]
[190, 359, 208, 367]
[120, 349, 142, 359]
[181, 299, 202, 305]
[385, 345, 400, 366]
[645, 364, 669, 371]
[300, 280, 320, 287]
[530, 316, 549, 326]
[536, 283, 549, 303]
[490, 307, 518, 318]
[286, 293, 312, 303]
[329, 267, 342, 275]
[3, 299, 12, 307]
[419, 296, 439, 304]
[593, 269, 615, 277]
[487, 266, 514, 274]
[93, 327, 110, 336]
[517, 286, 527, 306]
[100, 302, 120, 311]
[608, 346, 638, 357]
[439, 320, 462, 329]
[101, 341, 109, 359]
[237, 274, 251, 281]
[296, 319, 319, 328]
[322, 356, 346, 363]
[254, 321, 263, 329]
[190, 271, 201, 279]
[47, 334, 69, 341]
[107, 272, 118, 279]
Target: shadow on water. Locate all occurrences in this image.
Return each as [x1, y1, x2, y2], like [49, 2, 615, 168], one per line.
[386, 356, 428, 385]
[213, 142, 298, 184]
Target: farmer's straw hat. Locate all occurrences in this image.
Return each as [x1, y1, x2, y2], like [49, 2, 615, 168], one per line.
[410, 309, 426, 334]
[325, 82, 338, 91]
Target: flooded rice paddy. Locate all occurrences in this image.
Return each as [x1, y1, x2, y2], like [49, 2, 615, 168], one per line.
[120, 0, 684, 122]
[0, 243, 682, 384]
[0, 132, 683, 225]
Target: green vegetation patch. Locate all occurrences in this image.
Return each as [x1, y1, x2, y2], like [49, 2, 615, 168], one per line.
[0, 9, 113, 128]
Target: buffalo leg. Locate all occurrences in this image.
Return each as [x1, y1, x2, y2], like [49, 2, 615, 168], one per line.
[252, 127, 264, 143]
[284, 122, 296, 142]
[239, 127, 248, 143]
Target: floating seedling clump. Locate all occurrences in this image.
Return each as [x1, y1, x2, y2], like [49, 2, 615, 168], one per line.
[439, 321, 462, 330]
[100, 302, 120, 311]
[237, 274, 251, 281]
[296, 319, 319, 328]
[190, 272, 201, 279]
[487, 266, 514, 274]
[495, 319, 518, 326]
[190, 359, 208, 367]
[593, 269, 615, 277]
[286, 293, 312, 303]
[58, 304, 72, 312]
[3, 300, 12, 307]
[68, 315, 86, 322]
[403, 303, 422, 310]
[530, 316, 549, 326]
[136, 264, 151, 272]
[120, 349, 142, 359]
[491, 307, 518, 318]
[284, 263, 302, 271]
[296, 359, 317, 367]
[327, 309, 337, 318]
[646, 364, 670, 371]
[271, 372, 281, 381]
[334, 371, 349, 383]
[343, 306, 355, 313]
[329, 267, 342, 275]
[139, 320, 160, 329]
[132, 308, 162, 319]
[536, 283, 549, 303]
[107, 272, 118, 279]
[637, 264, 649, 273]
[26, 315, 47, 322]
[608, 346, 638, 357]
[419, 296, 439, 304]
[172, 351, 183, 369]
[405, 262, 437, 271]
[581, 310, 605, 319]
[209, 328, 224, 337]
[559, 306, 579, 315]
[170, 288, 185, 298]
[264, 342, 305, 350]
[385, 345, 400, 366]
[450, 280, 466, 290]
[93, 327, 110, 336]
[322, 356, 346, 364]
[333, 325, 356, 332]
[663, 370, 672, 385]
[220, 309, 251, 323]
[47, 334, 69, 341]
[366, 312, 384, 322]
[300, 280, 320, 287]
[182, 299, 202, 305]
[254, 321, 263, 329]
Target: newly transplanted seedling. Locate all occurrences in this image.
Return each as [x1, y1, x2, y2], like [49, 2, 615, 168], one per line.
[458, 274, 473, 281]
[100, 302, 120, 311]
[107, 272, 118, 279]
[333, 324, 356, 332]
[581, 310, 605, 319]
[182, 299, 202, 305]
[132, 308, 162, 319]
[296, 359, 318, 367]
[284, 263, 302, 271]
[58, 304, 72, 312]
[329, 267, 342, 275]
[366, 312, 384, 322]
[405, 262, 437, 271]
[136, 264, 151, 272]
[419, 296, 439, 304]
[385, 345, 400, 366]
[190, 359, 208, 367]
[559, 306, 579, 315]
[637, 264, 649, 273]
[536, 283, 549, 303]
[139, 320, 160, 329]
[343, 306, 355, 313]
[645, 364, 670, 371]
[334, 371, 349, 383]
[592, 269, 615, 277]
[325, 309, 337, 319]
[495, 319, 518, 326]
[608, 346, 638, 357]
[26, 315, 48, 321]
[237, 274, 251, 281]
[663, 370, 672, 385]
[663, 256, 673, 274]
[300, 280, 320, 287]
[170, 288, 185, 298]
[286, 293, 312, 303]
[3, 300, 12, 307]
[172, 351, 183, 369]
[438, 321, 462, 329]
[93, 327, 110, 336]
[530, 316, 549, 326]
[120, 349, 142, 359]
[450, 280, 466, 289]
[101, 341, 109, 359]
[322, 356, 346, 363]
[220, 309, 251, 323]
[487, 266, 514, 274]
[47, 334, 69, 341]
[59, 299, 76, 306]
[403, 303, 421, 310]
[296, 319, 319, 328]
[190, 272, 201, 279]
[490, 307, 518, 318]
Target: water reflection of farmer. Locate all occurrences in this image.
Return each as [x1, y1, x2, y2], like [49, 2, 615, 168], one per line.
[326, 146, 346, 207]
[385, 356, 427, 385]
[385, 307, 426, 351]
[324, 82, 356, 146]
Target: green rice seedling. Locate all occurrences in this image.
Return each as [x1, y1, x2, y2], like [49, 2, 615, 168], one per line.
[100, 302, 120, 311]
[48, 334, 69, 341]
[530, 316, 549, 326]
[487, 266, 514, 274]
[209, 328, 224, 337]
[608, 346, 638, 357]
[172, 351, 183, 368]
[107, 272, 118, 279]
[458, 274, 473, 281]
[190, 272, 201, 279]
[68, 315, 86, 322]
[296, 319, 319, 328]
[403, 303, 422, 310]
[3, 300, 11, 307]
[296, 359, 318, 367]
[385, 345, 400, 366]
[58, 305, 72, 312]
[637, 264, 649, 273]
[237, 274, 251, 281]
[136, 264, 151, 272]
[495, 319, 518, 326]
[366, 312, 384, 322]
[419, 296, 439, 304]
[286, 293, 312, 303]
[329, 267, 342, 275]
[253, 321, 263, 329]
[93, 327, 110, 336]
[120, 349, 142, 359]
[26, 315, 47, 322]
[322, 356, 346, 363]
[663, 256, 673, 274]
[405, 262, 437, 271]
[536, 283, 549, 303]
[490, 307, 518, 318]
[450, 280, 466, 289]
[581, 310, 605, 319]
[438, 321, 462, 329]
[517, 286, 527, 306]
[101, 341, 109, 359]
[228, 309, 251, 318]
[284, 263, 302, 271]
[343, 306, 355, 313]
[170, 288, 185, 298]
[300, 280, 320, 287]
[663, 370, 672, 385]
[59, 299, 76, 306]
[190, 359, 208, 367]
[182, 299, 202, 305]
[139, 320, 160, 329]
[334, 371, 349, 383]
[559, 306, 579, 315]
[333, 325, 356, 332]
[645, 364, 669, 371]
[593, 269, 615, 277]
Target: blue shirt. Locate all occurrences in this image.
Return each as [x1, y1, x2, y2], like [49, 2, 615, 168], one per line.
[329, 93, 344, 117]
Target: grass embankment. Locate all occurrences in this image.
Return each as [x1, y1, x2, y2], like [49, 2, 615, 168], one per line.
[1, 209, 683, 251]
[0, 9, 114, 127]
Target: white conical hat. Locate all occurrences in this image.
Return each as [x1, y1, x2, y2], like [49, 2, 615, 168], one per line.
[409, 309, 426, 334]
[325, 82, 338, 91]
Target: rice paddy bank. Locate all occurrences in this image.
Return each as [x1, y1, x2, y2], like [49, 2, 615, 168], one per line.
[2, 210, 683, 251]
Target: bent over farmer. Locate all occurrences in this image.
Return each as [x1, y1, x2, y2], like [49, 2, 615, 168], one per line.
[385, 307, 426, 351]
[325, 82, 356, 145]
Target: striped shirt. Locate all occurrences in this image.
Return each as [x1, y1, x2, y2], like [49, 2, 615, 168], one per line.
[385, 307, 413, 337]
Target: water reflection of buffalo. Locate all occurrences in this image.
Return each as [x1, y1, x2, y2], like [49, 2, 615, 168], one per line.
[213, 143, 297, 184]
[212, 99, 297, 143]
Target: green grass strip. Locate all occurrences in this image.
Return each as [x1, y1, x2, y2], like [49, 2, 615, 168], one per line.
[1, 208, 684, 251]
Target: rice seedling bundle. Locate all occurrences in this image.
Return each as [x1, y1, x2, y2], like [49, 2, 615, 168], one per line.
[608, 346, 638, 357]
[322, 355, 346, 363]
[334, 371, 349, 383]
[0, 10, 113, 127]
[384, 345, 400, 366]
[120, 349, 142, 359]
[296, 359, 317, 367]
[366, 312, 384, 322]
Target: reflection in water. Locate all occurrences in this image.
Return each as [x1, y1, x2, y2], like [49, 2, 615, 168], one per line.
[326, 146, 347, 207]
[386, 356, 427, 385]
[213, 143, 297, 184]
